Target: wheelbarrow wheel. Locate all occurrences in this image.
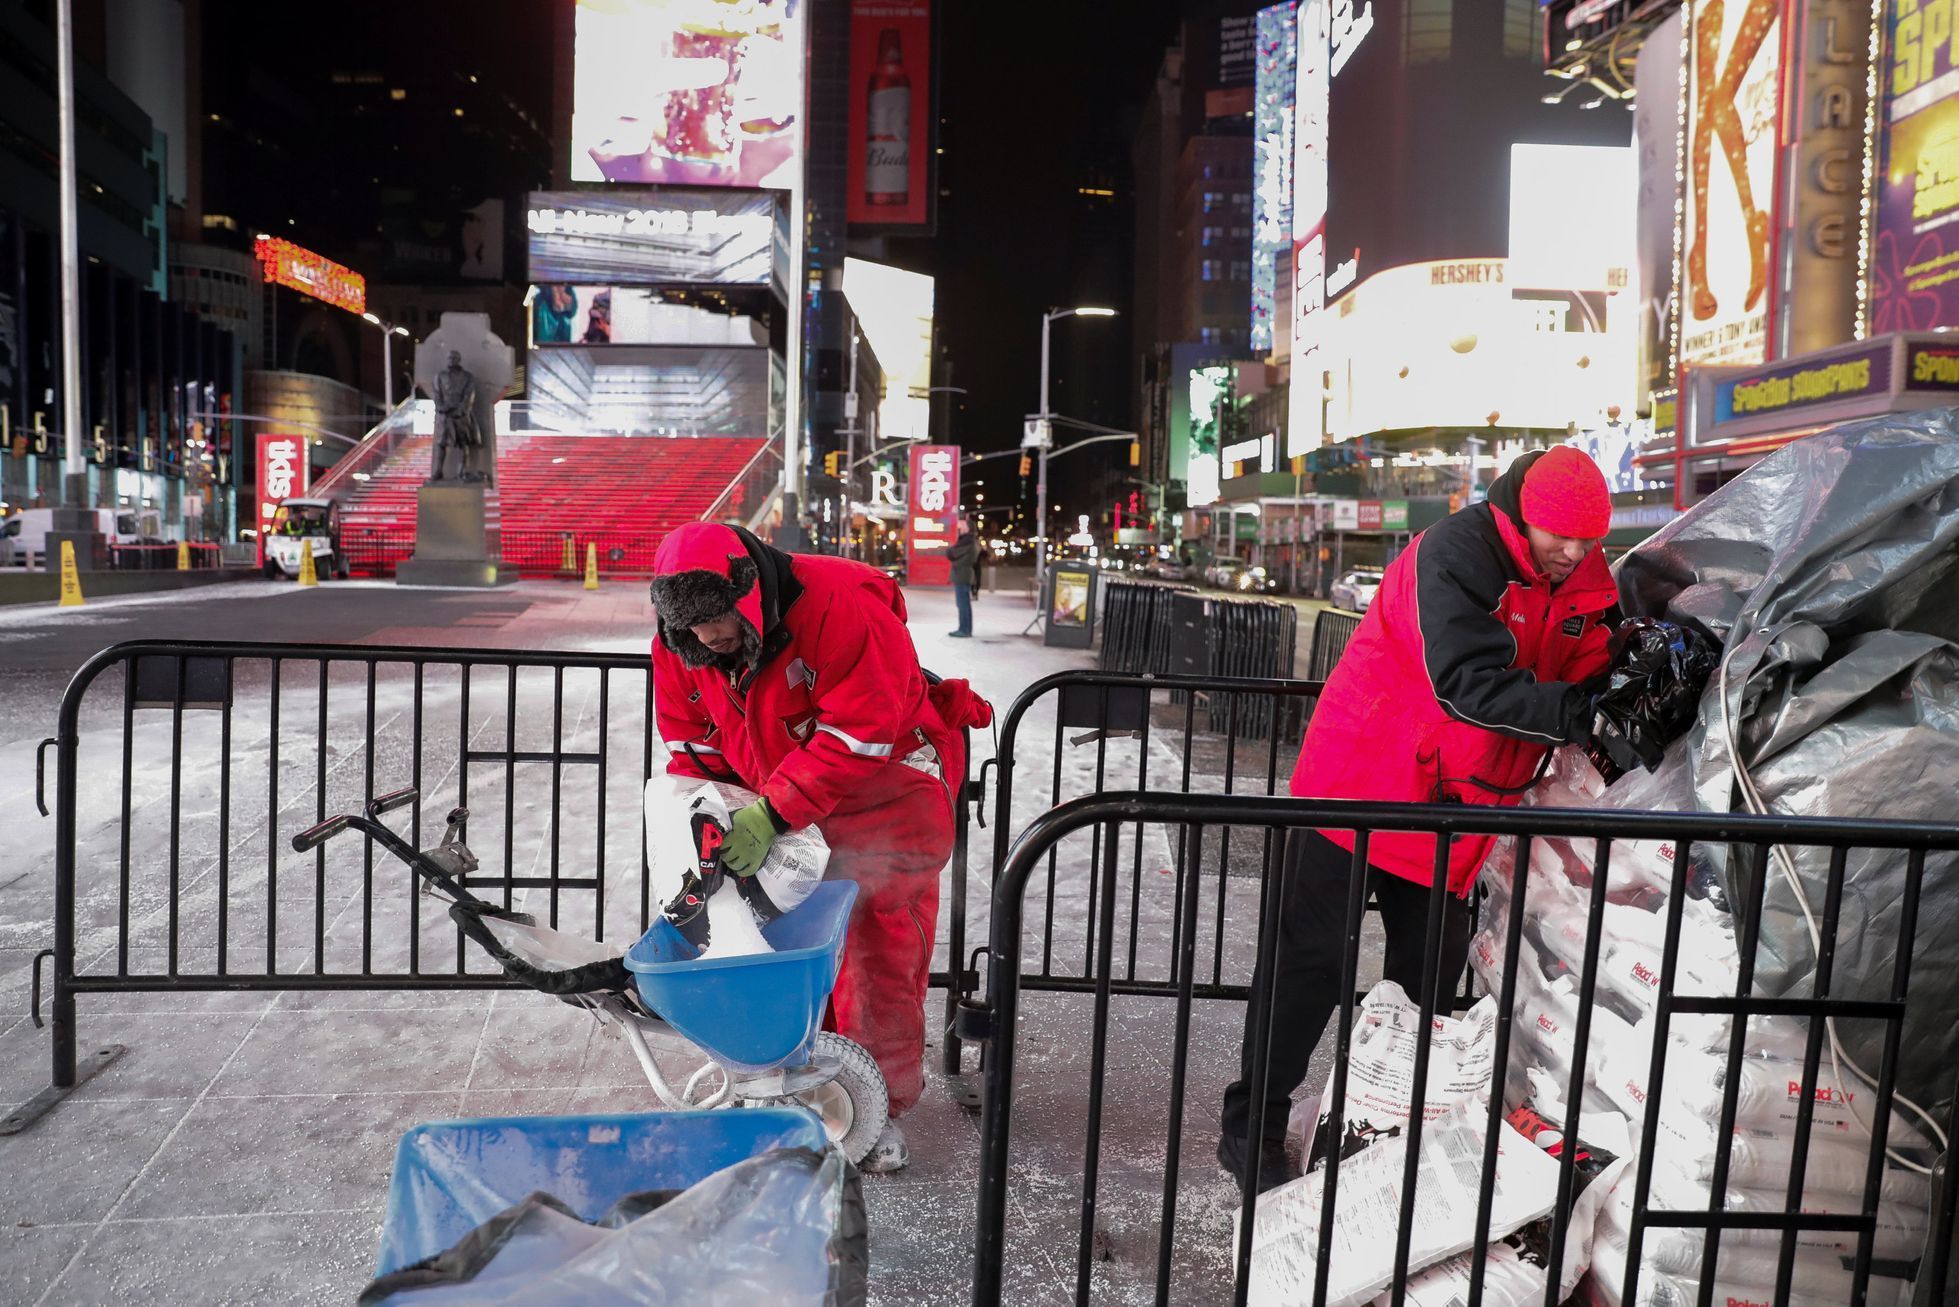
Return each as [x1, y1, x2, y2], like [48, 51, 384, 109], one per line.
[796, 1031, 888, 1166]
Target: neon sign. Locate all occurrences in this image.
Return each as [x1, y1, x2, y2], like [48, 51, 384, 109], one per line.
[253, 236, 366, 315]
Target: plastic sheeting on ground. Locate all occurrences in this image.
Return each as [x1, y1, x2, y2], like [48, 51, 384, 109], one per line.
[365, 1110, 863, 1306]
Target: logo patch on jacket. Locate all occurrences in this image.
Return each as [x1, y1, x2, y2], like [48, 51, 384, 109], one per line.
[785, 657, 816, 690]
[1561, 615, 1587, 637]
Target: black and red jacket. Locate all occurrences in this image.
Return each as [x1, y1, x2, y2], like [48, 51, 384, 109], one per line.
[1291, 450, 1619, 891]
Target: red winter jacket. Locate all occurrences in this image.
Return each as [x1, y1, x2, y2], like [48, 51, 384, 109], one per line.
[650, 525, 988, 831]
[1293, 450, 1619, 892]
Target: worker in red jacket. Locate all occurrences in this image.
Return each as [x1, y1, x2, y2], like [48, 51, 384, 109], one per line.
[1217, 447, 1620, 1195]
[649, 521, 990, 1173]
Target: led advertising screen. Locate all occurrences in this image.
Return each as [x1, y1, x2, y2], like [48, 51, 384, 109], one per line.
[1676, 0, 1780, 368]
[569, 0, 804, 189]
[1287, 0, 1328, 454]
[526, 345, 775, 436]
[530, 286, 770, 348]
[1186, 364, 1232, 508]
[847, 0, 932, 226]
[1251, 3, 1297, 355]
[905, 443, 959, 585]
[254, 237, 365, 315]
[842, 256, 935, 441]
[527, 190, 775, 284]
[1873, 0, 1959, 331]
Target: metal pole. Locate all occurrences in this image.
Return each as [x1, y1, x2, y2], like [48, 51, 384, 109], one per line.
[1036, 311, 1052, 592]
[55, 0, 86, 502]
[381, 328, 393, 413]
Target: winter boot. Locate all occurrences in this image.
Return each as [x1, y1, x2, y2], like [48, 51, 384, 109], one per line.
[1216, 1131, 1295, 1199]
[858, 1120, 910, 1174]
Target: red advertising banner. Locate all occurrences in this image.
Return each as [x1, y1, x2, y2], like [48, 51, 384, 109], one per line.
[847, 1, 931, 226]
[256, 433, 309, 562]
[1357, 499, 1383, 531]
[905, 442, 959, 586]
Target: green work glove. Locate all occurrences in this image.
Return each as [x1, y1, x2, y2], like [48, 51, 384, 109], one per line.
[721, 800, 780, 876]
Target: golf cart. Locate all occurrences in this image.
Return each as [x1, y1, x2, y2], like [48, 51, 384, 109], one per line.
[262, 498, 348, 579]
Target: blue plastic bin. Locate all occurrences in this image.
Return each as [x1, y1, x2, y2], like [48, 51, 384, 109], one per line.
[373, 1107, 829, 1276]
[623, 879, 857, 1074]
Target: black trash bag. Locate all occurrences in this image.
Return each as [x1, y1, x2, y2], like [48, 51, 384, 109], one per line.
[1586, 617, 1720, 781]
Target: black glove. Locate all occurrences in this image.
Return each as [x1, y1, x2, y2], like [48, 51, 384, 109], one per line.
[1585, 618, 1720, 779]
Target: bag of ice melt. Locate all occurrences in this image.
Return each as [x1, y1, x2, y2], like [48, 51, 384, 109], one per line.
[644, 776, 830, 959]
[1308, 981, 1499, 1166]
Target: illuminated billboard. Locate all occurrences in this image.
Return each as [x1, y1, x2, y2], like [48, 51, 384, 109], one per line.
[569, 0, 804, 189]
[1324, 258, 1635, 440]
[1508, 144, 1634, 293]
[1287, 0, 1328, 454]
[842, 256, 935, 441]
[526, 345, 775, 436]
[529, 285, 770, 348]
[1251, 3, 1296, 355]
[905, 443, 959, 585]
[253, 237, 365, 315]
[1186, 364, 1232, 508]
[1872, 0, 1959, 331]
[847, 0, 932, 226]
[526, 190, 776, 284]
[1675, 0, 1780, 369]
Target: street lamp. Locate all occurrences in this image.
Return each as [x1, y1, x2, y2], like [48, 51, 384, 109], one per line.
[362, 312, 412, 411]
[1035, 306, 1116, 588]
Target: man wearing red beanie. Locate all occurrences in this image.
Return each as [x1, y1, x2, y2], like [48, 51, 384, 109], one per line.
[1218, 446, 1618, 1195]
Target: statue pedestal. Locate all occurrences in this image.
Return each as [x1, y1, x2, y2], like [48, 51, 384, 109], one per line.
[395, 483, 517, 588]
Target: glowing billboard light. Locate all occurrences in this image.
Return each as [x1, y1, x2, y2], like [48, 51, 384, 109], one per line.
[570, 0, 805, 189]
[843, 256, 936, 441]
[253, 237, 365, 315]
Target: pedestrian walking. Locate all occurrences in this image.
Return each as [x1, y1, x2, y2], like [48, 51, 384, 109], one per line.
[1217, 447, 1622, 1195]
[649, 522, 992, 1173]
[947, 519, 979, 637]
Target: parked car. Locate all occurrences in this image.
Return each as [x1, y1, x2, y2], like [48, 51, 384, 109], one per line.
[1206, 557, 1278, 594]
[1329, 567, 1385, 613]
[1150, 558, 1191, 582]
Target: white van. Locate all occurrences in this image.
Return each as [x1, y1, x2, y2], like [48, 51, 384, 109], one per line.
[6, 507, 157, 569]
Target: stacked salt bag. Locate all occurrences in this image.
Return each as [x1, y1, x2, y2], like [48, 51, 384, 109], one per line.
[1470, 747, 1932, 1307]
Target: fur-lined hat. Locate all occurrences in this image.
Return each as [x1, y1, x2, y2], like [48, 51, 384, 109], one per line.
[652, 522, 802, 672]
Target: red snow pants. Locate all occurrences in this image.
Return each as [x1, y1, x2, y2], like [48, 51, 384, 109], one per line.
[821, 783, 954, 1117]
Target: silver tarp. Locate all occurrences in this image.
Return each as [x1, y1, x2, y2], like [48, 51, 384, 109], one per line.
[1615, 413, 1959, 1129]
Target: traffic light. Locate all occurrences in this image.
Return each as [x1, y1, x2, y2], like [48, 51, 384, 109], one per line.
[1128, 440, 1140, 467]
[823, 450, 843, 478]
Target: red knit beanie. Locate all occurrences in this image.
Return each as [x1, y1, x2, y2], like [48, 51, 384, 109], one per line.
[1520, 447, 1611, 539]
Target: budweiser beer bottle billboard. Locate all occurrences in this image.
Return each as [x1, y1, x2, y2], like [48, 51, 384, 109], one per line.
[865, 28, 910, 207]
[847, 3, 930, 225]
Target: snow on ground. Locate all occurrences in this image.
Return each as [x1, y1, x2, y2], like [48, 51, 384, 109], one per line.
[0, 579, 1364, 1305]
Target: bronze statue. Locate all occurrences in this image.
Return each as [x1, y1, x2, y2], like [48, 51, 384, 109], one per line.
[430, 351, 484, 481]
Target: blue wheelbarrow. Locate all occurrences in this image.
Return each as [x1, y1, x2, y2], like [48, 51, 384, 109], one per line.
[292, 790, 890, 1165]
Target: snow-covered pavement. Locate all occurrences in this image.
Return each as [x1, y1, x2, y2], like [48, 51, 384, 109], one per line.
[0, 577, 1365, 1305]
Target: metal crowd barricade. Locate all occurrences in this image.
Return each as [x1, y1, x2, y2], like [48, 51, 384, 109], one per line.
[22, 640, 973, 1127]
[964, 791, 1959, 1307]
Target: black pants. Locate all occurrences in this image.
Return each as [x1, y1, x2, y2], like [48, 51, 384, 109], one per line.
[1219, 829, 1474, 1145]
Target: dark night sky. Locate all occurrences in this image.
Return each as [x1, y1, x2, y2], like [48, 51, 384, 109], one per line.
[892, 1, 1186, 512]
[231, 0, 1187, 509]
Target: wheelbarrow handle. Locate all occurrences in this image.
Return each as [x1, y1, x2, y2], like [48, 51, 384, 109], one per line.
[368, 787, 419, 819]
[291, 814, 352, 853]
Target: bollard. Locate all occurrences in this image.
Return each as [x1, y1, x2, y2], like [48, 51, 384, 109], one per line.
[298, 537, 318, 587]
[583, 541, 599, 590]
[176, 540, 190, 571]
[57, 540, 84, 607]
